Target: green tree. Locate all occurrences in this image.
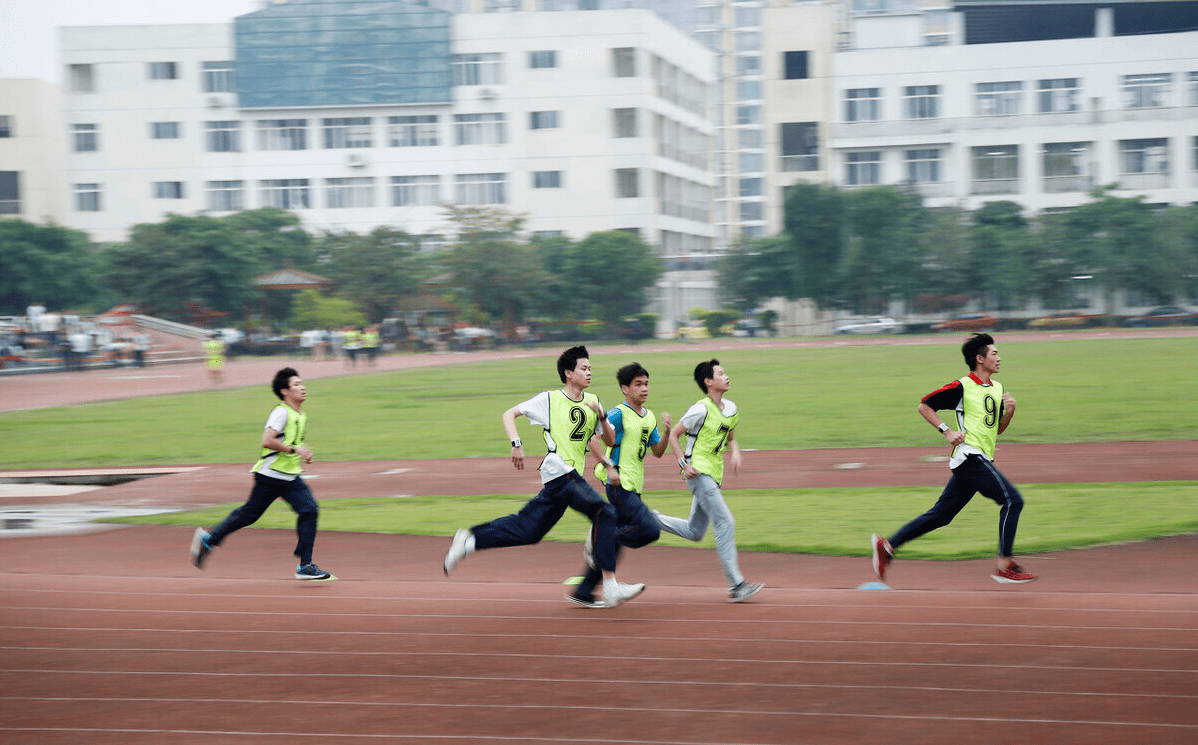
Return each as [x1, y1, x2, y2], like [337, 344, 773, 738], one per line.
[969, 201, 1035, 310]
[319, 227, 422, 323]
[783, 182, 845, 305]
[288, 289, 367, 329]
[105, 214, 259, 322]
[445, 207, 545, 327]
[571, 231, 662, 324]
[1061, 190, 1169, 311]
[717, 235, 792, 311]
[842, 186, 926, 313]
[0, 220, 102, 314]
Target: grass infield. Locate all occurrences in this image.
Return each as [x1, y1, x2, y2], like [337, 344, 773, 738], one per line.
[113, 481, 1198, 560]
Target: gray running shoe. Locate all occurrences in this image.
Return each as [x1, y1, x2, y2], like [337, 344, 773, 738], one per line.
[728, 581, 764, 603]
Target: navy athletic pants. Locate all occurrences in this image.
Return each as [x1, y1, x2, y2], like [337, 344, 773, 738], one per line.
[890, 454, 1024, 557]
[574, 482, 661, 598]
[208, 473, 319, 564]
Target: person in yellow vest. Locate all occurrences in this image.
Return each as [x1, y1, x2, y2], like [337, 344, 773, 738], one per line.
[190, 367, 334, 580]
[202, 332, 226, 386]
[342, 326, 361, 368]
[566, 362, 672, 608]
[442, 345, 646, 608]
[361, 325, 380, 367]
[872, 333, 1034, 585]
[656, 359, 764, 603]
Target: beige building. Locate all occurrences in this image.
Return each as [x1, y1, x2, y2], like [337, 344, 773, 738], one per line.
[0, 79, 68, 224]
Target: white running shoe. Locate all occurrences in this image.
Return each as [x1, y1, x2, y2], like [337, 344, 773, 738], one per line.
[603, 582, 645, 608]
[728, 581, 764, 603]
[443, 528, 469, 576]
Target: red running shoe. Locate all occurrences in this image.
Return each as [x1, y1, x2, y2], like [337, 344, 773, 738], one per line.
[991, 564, 1036, 584]
[871, 534, 892, 581]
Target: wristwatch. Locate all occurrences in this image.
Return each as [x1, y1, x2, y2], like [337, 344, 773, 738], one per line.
[938, 423, 950, 433]
[511, 438, 522, 448]
[678, 458, 688, 469]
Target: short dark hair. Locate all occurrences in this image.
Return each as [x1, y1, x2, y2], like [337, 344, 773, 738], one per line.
[616, 362, 649, 388]
[693, 358, 720, 393]
[557, 345, 589, 383]
[272, 367, 300, 399]
[962, 333, 994, 370]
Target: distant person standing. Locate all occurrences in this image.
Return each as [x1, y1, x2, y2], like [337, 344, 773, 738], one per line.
[202, 332, 226, 386]
[191, 367, 334, 580]
[872, 333, 1035, 586]
[67, 326, 91, 371]
[442, 345, 645, 608]
[342, 326, 361, 368]
[361, 325, 380, 367]
[132, 330, 152, 368]
[656, 359, 764, 603]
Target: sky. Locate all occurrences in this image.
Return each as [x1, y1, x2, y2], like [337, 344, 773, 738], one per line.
[0, 0, 260, 83]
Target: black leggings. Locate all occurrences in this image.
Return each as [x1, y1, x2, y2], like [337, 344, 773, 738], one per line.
[890, 455, 1024, 557]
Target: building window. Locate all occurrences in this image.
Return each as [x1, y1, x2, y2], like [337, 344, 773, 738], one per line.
[780, 122, 819, 172]
[739, 128, 762, 148]
[1119, 138, 1170, 183]
[903, 85, 940, 119]
[1193, 136, 1198, 172]
[737, 80, 762, 101]
[1038, 78, 1080, 113]
[73, 183, 101, 212]
[976, 81, 1023, 116]
[391, 175, 440, 207]
[150, 122, 180, 140]
[615, 168, 639, 198]
[844, 88, 881, 122]
[0, 171, 19, 214]
[533, 230, 564, 239]
[739, 152, 764, 173]
[323, 117, 372, 149]
[205, 121, 241, 152]
[72, 123, 98, 152]
[1042, 142, 1089, 193]
[739, 201, 764, 222]
[533, 170, 562, 189]
[455, 173, 506, 204]
[613, 108, 637, 138]
[0, 116, 12, 138]
[325, 177, 375, 209]
[783, 51, 809, 80]
[68, 64, 95, 93]
[387, 115, 438, 147]
[612, 47, 636, 78]
[261, 179, 310, 209]
[736, 105, 761, 125]
[736, 30, 760, 52]
[154, 181, 185, 199]
[454, 113, 506, 145]
[971, 146, 1019, 194]
[529, 111, 559, 130]
[257, 119, 307, 151]
[1122, 73, 1171, 109]
[738, 55, 761, 76]
[452, 53, 503, 86]
[739, 177, 763, 197]
[529, 50, 557, 69]
[206, 180, 244, 212]
[1189, 72, 1198, 106]
[905, 148, 941, 183]
[148, 62, 178, 80]
[202, 61, 235, 93]
[845, 151, 881, 186]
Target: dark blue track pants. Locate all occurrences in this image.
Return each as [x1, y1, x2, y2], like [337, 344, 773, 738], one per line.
[208, 473, 319, 564]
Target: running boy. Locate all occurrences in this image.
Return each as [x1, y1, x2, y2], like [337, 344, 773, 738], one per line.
[190, 367, 334, 580]
[442, 345, 645, 608]
[872, 333, 1034, 585]
[656, 359, 764, 603]
[567, 362, 671, 608]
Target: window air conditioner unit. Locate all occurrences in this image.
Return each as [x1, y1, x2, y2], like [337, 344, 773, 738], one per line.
[479, 88, 497, 100]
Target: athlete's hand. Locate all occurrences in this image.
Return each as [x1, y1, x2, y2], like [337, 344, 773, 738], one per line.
[511, 445, 524, 470]
[944, 429, 965, 447]
[730, 448, 742, 475]
[587, 401, 604, 417]
[608, 468, 621, 487]
[297, 444, 314, 464]
[660, 412, 672, 432]
[1002, 392, 1016, 413]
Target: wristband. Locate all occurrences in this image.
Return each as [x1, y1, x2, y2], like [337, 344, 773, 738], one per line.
[511, 438, 522, 448]
[938, 423, 949, 433]
[678, 458, 688, 469]
[289, 445, 296, 453]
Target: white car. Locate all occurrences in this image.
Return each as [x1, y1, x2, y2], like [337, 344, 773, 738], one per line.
[832, 317, 906, 335]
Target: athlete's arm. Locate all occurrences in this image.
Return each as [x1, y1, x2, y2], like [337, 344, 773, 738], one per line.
[727, 428, 742, 475]
[588, 435, 620, 486]
[263, 427, 312, 463]
[502, 405, 525, 470]
[918, 402, 964, 448]
[649, 412, 672, 458]
[668, 419, 699, 479]
[589, 400, 616, 447]
[997, 392, 1016, 435]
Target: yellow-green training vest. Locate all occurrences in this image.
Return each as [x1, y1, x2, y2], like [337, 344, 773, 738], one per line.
[251, 403, 306, 475]
[683, 397, 738, 484]
[544, 389, 599, 475]
[595, 402, 657, 494]
[955, 374, 1003, 461]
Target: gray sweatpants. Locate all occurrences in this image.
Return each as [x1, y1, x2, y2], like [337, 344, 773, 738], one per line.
[655, 473, 744, 588]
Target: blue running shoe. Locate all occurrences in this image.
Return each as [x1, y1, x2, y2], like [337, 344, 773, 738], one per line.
[296, 563, 334, 580]
[191, 528, 213, 569]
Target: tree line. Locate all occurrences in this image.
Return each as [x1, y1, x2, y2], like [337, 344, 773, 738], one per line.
[0, 206, 662, 332]
[720, 183, 1198, 316]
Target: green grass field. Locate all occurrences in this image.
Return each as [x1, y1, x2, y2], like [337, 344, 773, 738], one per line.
[15, 337, 1197, 558]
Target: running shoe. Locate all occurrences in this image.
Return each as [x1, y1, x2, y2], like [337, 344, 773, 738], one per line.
[991, 564, 1036, 584]
[603, 582, 645, 608]
[295, 563, 334, 580]
[871, 534, 893, 582]
[443, 528, 469, 576]
[565, 593, 604, 609]
[728, 581, 764, 603]
[190, 528, 213, 569]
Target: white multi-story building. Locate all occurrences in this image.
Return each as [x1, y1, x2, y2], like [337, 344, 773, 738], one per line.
[0, 79, 68, 224]
[60, 1, 715, 262]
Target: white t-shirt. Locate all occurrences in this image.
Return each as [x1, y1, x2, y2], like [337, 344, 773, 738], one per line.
[678, 397, 737, 433]
[255, 406, 298, 481]
[517, 391, 601, 485]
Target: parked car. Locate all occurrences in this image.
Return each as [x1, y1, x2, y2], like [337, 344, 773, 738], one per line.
[1027, 312, 1101, 330]
[832, 316, 906, 335]
[1124, 306, 1198, 327]
[930, 312, 1000, 333]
